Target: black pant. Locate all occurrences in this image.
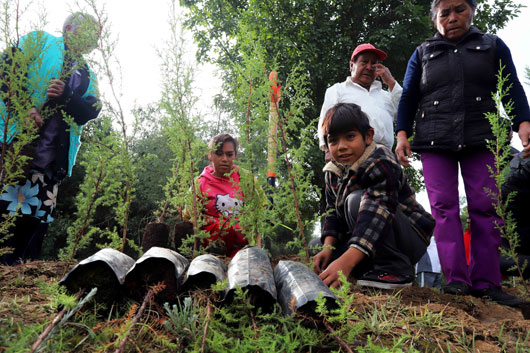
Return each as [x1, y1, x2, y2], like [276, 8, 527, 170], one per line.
[310, 190, 427, 278]
[0, 215, 48, 265]
[499, 238, 530, 279]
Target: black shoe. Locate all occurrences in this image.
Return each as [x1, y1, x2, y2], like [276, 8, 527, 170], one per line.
[357, 270, 413, 289]
[472, 286, 524, 306]
[442, 281, 470, 295]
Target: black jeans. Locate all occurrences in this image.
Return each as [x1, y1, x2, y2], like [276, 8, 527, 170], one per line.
[311, 190, 427, 278]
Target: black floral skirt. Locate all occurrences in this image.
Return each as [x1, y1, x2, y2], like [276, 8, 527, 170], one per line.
[0, 169, 58, 223]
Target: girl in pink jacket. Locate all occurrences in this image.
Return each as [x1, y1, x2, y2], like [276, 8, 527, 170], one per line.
[197, 134, 248, 257]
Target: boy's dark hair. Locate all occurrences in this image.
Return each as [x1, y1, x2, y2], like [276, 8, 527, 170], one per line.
[209, 133, 238, 155]
[322, 103, 372, 146]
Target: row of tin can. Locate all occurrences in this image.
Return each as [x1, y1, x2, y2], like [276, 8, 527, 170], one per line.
[60, 246, 337, 315]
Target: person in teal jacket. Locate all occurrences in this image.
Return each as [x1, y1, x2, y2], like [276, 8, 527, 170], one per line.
[0, 13, 101, 265]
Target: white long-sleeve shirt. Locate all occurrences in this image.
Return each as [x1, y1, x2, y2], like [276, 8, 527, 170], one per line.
[318, 78, 402, 150]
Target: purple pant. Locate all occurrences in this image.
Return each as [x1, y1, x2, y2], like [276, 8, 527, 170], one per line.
[421, 148, 501, 290]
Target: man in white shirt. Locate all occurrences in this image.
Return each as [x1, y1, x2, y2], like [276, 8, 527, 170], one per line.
[318, 44, 402, 152]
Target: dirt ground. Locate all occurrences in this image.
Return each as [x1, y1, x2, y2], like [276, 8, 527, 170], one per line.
[1, 261, 529, 352]
[356, 285, 530, 351]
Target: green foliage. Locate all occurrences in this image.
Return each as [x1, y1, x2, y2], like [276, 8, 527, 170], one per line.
[154, 2, 211, 257]
[270, 63, 322, 256]
[314, 274, 486, 352]
[357, 335, 417, 353]
[0, 4, 103, 257]
[0, 0, 143, 260]
[0, 281, 99, 353]
[205, 28, 323, 257]
[34, 287, 98, 353]
[180, 0, 522, 208]
[46, 106, 174, 258]
[484, 64, 529, 296]
[148, 6, 323, 258]
[1, 321, 45, 353]
[315, 274, 365, 346]
[4, 263, 529, 352]
[58, 116, 139, 261]
[38, 280, 79, 311]
[128, 105, 174, 235]
[51, 2, 147, 260]
[4, 1, 530, 352]
[181, 0, 521, 100]
[473, 0, 524, 34]
[0, 2, 49, 256]
[402, 157, 425, 193]
[86, 2, 140, 253]
[199, 287, 323, 353]
[163, 297, 200, 347]
[41, 161, 85, 259]
[182, 0, 431, 87]
[0, 214, 17, 257]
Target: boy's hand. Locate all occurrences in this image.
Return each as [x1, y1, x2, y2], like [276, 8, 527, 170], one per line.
[313, 247, 332, 274]
[319, 247, 366, 288]
[319, 255, 355, 288]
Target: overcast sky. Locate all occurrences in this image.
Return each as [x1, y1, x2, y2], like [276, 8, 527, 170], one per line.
[24, 0, 220, 121]
[28, 1, 530, 128]
[16, 0, 530, 213]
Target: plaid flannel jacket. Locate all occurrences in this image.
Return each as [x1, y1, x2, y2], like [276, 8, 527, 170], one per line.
[322, 144, 435, 257]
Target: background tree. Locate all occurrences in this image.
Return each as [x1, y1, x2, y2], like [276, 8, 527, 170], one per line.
[217, 32, 322, 257]
[156, 2, 211, 257]
[50, 1, 145, 261]
[0, 1, 50, 256]
[180, 0, 523, 215]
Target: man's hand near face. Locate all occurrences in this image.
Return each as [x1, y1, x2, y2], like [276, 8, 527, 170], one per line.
[373, 64, 396, 91]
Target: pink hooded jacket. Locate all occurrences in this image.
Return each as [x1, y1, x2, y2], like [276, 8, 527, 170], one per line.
[197, 165, 247, 256]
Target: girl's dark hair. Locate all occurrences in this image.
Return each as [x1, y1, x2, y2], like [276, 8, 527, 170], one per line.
[430, 0, 477, 22]
[209, 133, 238, 155]
[322, 103, 372, 146]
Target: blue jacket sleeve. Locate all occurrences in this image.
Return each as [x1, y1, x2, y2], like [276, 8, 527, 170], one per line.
[62, 86, 100, 126]
[58, 69, 101, 126]
[396, 49, 422, 137]
[496, 37, 530, 131]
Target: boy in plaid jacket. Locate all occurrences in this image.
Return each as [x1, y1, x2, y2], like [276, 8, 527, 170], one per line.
[313, 103, 435, 289]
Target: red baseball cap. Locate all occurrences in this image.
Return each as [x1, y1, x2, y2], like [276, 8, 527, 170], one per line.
[350, 43, 387, 62]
